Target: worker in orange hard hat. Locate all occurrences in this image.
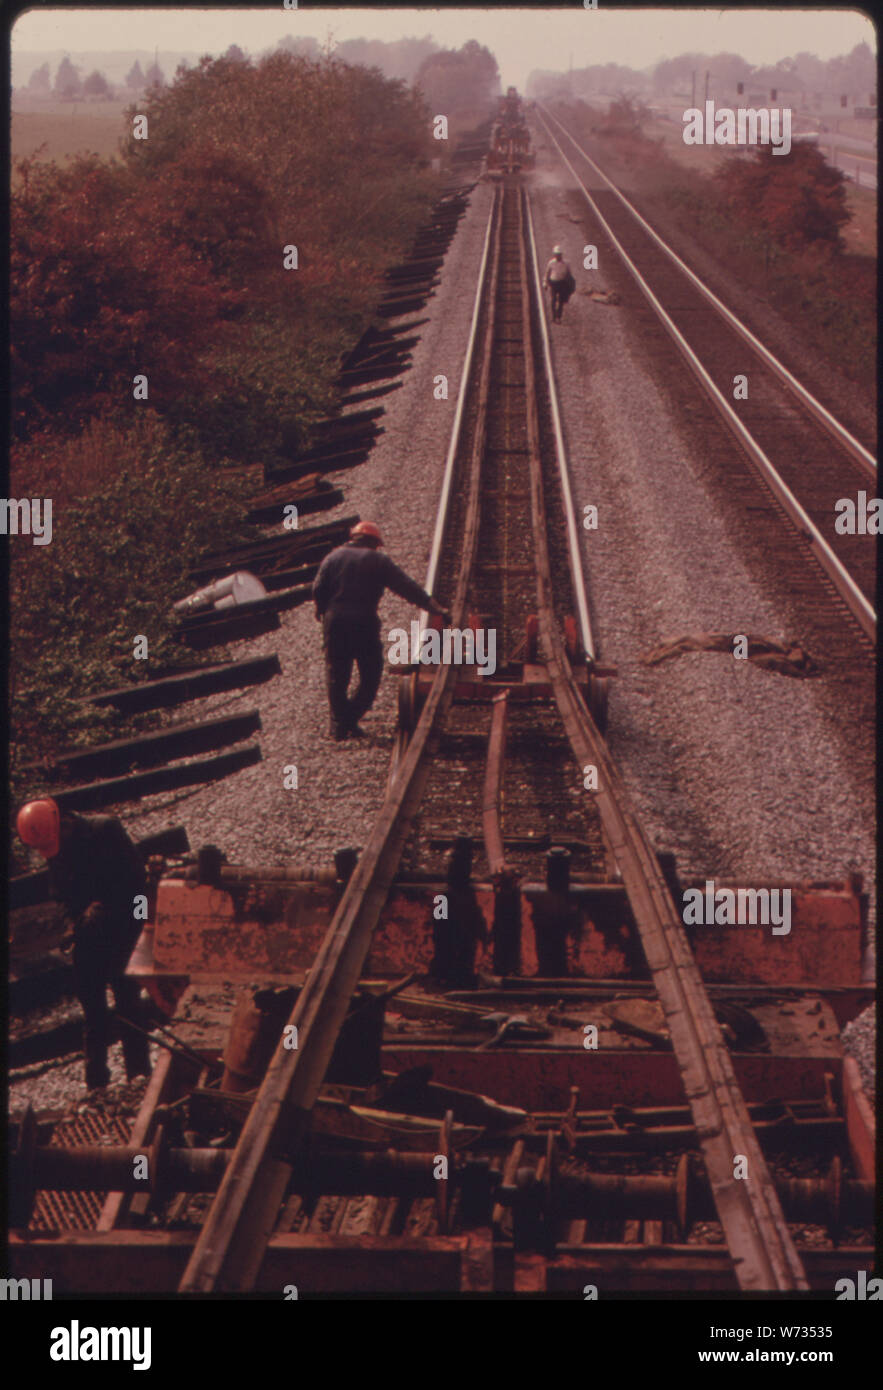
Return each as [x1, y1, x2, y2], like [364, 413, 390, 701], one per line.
[16, 797, 61, 858]
[17, 799, 151, 1090]
[312, 521, 450, 740]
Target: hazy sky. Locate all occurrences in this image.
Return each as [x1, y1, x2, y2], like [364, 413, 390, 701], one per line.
[12, 7, 876, 88]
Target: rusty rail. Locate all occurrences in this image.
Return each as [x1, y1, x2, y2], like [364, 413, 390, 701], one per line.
[482, 691, 509, 876]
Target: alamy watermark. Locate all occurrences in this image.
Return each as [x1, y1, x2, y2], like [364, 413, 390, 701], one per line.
[683, 101, 792, 156]
[2, 498, 52, 545]
[682, 879, 791, 935]
[49, 1321, 151, 1370]
[388, 622, 497, 676]
[1, 1276, 52, 1300]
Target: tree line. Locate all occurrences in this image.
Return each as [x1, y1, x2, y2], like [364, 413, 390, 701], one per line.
[530, 42, 876, 103]
[26, 55, 168, 100]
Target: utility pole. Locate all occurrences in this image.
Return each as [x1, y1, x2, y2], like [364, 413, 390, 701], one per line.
[691, 70, 696, 107]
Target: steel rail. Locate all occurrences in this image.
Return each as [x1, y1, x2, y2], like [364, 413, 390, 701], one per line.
[518, 185, 809, 1292]
[482, 691, 509, 876]
[421, 190, 498, 623]
[539, 104, 877, 481]
[536, 113, 876, 641]
[523, 192, 596, 663]
[178, 189, 506, 1293]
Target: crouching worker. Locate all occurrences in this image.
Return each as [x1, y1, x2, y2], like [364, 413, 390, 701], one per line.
[312, 521, 450, 741]
[17, 799, 152, 1090]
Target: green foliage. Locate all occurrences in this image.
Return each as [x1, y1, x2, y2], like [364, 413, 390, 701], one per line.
[9, 413, 249, 802]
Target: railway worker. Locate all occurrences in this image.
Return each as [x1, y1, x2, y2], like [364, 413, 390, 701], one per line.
[16, 799, 152, 1090]
[312, 521, 450, 741]
[543, 245, 573, 323]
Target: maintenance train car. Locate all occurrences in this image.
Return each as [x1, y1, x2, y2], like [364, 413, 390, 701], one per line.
[487, 85, 535, 177]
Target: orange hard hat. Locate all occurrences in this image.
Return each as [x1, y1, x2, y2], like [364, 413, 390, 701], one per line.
[17, 798, 61, 858]
[350, 521, 383, 546]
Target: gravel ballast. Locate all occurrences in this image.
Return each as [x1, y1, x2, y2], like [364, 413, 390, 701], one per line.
[120, 176, 496, 871]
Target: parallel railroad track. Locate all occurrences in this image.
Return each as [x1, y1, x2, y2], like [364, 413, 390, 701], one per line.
[536, 105, 877, 646]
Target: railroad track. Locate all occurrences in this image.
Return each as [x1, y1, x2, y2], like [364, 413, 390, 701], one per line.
[536, 104, 876, 646]
[10, 167, 873, 1297]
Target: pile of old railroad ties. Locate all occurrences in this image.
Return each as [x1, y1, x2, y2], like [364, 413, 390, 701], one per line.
[10, 173, 480, 1068]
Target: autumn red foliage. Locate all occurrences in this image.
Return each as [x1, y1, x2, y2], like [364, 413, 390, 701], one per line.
[11, 52, 435, 456]
[714, 142, 851, 253]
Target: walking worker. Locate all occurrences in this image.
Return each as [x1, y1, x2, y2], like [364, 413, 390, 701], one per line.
[312, 521, 450, 741]
[543, 244, 575, 323]
[16, 798, 151, 1090]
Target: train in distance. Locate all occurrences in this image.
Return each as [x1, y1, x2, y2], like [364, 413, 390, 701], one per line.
[487, 85, 535, 177]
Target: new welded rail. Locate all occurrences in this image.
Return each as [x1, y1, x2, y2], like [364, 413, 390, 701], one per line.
[178, 189, 505, 1292]
[535, 107, 875, 642]
[518, 184, 808, 1291]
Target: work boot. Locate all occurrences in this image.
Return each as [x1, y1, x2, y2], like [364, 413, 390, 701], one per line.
[347, 724, 366, 739]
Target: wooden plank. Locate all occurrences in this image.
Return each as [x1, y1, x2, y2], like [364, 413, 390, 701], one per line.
[83, 656, 281, 714]
[178, 611, 281, 650]
[198, 516, 357, 566]
[51, 746, 262, 811]
[246, 489, 344, 525]
[263, 451, 371, 486]
[25, 712, 261, 781]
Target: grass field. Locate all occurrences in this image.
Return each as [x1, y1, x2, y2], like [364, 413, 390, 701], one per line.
[12, 101, 130, 166]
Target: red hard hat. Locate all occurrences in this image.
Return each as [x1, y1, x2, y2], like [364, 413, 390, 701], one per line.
[17, 798, 61, 858]
[350, 521, 383, 546]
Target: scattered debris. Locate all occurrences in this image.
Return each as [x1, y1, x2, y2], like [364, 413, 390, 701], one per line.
[644, 632, 820, 677]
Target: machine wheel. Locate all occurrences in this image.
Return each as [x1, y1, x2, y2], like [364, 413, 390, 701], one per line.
[589, 674, 609, 736]
[564, 616, 581, 663]
[525, 615, 539, 664]
[397, 672, 418, 735]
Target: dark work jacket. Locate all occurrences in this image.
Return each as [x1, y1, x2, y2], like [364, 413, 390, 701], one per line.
[48, 814, 146, 921]
[312, 543, 434, 622]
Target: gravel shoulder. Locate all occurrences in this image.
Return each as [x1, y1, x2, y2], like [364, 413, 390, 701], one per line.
[526, 148, 876, 961]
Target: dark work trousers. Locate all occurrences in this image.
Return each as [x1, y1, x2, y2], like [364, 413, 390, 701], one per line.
[323, 612, 384, 735]
[549, 281, 567, 322]
[72, 911, 150, 1089]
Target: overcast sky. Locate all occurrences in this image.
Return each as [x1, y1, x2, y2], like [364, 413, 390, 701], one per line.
[12, 7, 875, 88]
